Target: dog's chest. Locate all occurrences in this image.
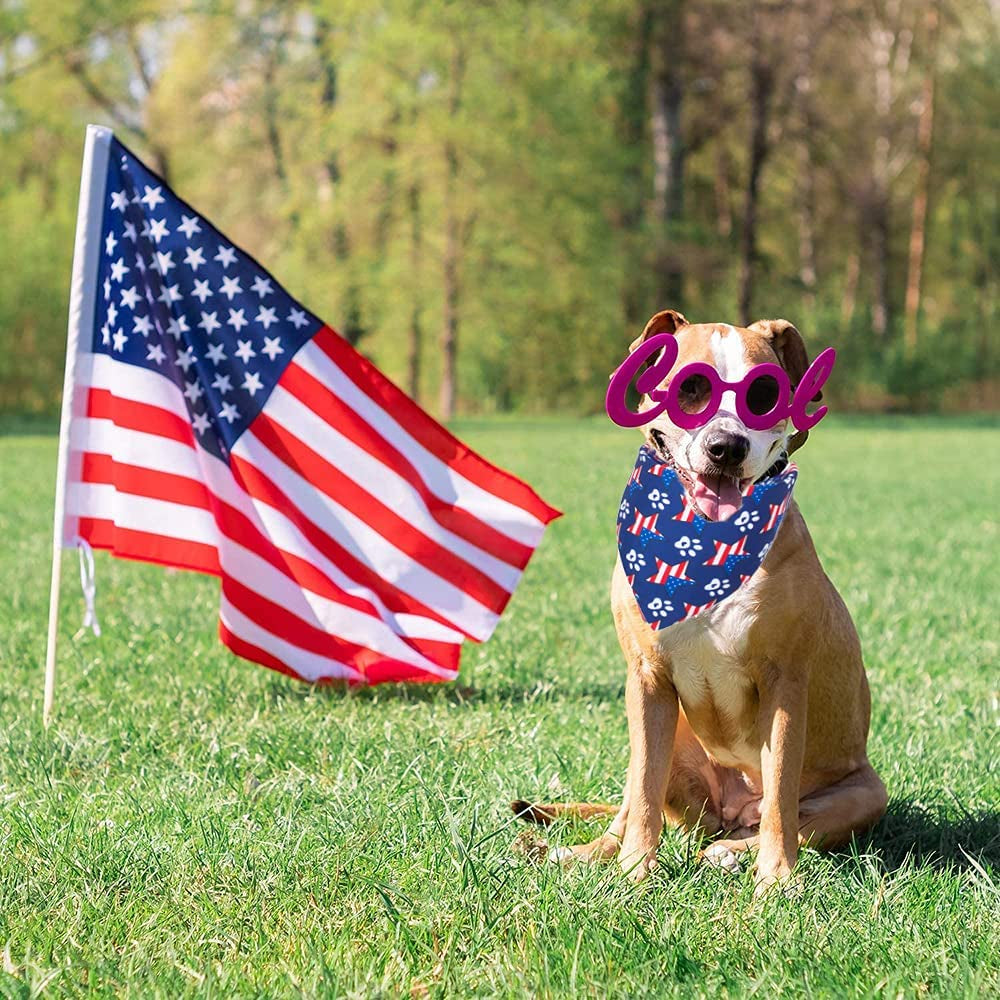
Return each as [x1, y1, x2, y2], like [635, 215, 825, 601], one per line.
[657, 587, 761, 770]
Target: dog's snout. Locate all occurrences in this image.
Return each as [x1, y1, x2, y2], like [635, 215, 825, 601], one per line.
[705, 432, 750, 468]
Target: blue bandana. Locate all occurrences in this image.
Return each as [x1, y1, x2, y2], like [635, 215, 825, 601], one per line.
[617, 445, 798, 629]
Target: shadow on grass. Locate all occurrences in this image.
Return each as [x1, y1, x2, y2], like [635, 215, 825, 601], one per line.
[264, 677, 626, 707]
[856, 798, 1000, 873]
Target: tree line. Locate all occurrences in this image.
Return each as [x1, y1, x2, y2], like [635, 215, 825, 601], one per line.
[1, 0, 996, 417]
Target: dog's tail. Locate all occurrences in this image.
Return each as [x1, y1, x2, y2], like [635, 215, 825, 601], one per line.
[510, 799, 617, 826]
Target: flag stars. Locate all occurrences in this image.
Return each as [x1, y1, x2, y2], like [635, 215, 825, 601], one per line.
[120, 286, 141, 310]
[219, 275, 242, 300]
[178, 214, 202, 239]
[155, 250, 175, 275]
[198, 311, 221, 335]
[242, 371, 264, 397]
[214, 245, 237, 268]
[141, 185, 165, 209]
[184, 246, 206, 271]
[228, 309, 249, 333]
[133, 314, 153, 337]
[192, 411, 212, 435]
[205, 342, 227, 364]
[157, 283, 182, 305]
[192, 279, 213, 304]
[105, 231, 118, 256]
[106, 302, 118, 327]
[288, 308, 309, 329]
[261, 336, 284, 360]
[148, 218, 170, 243]
[251, 275, 273, 298]
[146, 343, 166, 365]
[112, 329, 128, 352]
[168, 315, 190, 340]
[234, 339, 256, 363]
[211, 372, 233, 395]
[184, 379, 204, 403]
[176, 346, 197, 372]
[255, 306, 278, 330]
[123, 221, 137, 242]
[103, 278, 111, 301]
[219, 401, 240, 424]
[110, 190, 128, 212]
[110, 258, 129, 282]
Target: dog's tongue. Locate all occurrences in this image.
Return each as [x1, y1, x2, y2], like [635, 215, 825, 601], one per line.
[692, 474, 744, 521]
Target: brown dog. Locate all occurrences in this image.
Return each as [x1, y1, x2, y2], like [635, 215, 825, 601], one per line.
[515, 310, 887, 892]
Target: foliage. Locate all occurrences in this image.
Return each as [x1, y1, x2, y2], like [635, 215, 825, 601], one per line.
[1, 415, 998, 995]
[0, 0, 997, 416]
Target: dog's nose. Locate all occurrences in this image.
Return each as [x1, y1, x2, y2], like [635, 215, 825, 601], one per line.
[705, 432, 750, 468]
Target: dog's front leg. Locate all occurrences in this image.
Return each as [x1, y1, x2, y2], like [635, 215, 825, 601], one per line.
[619, 663, 678, 881]
[755, 665, 808, 893]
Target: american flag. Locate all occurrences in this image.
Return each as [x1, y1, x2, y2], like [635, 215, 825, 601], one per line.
[645, 558, 692, 584]
[58, 127, 559, 686]
[765, 496, 791, 532]
[626, 511, 660, 537]
[704, 536, 748, 566]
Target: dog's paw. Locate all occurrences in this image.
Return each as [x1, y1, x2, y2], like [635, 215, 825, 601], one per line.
[618, 846, 658, 882]
[547, 845, 576, 865]
[701, 842, 743, 874]
[752, 866, 803, 900]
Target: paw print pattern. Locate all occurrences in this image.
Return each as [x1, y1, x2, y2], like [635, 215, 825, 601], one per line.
[647, 596, 674, 619]
[646, 488, 669, 510]
[733, 509, 761, 533]
[624, 548, 646, 572]
[619, 498, 630, 517]
[674, 535, 703, 559]
[704, 577, 731, 598]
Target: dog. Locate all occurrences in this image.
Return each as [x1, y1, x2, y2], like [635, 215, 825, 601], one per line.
[514, 309, 887, 893]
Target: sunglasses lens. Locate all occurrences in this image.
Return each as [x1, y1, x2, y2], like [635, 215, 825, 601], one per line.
[675, 373, 713, 414]
[746, 374, 780, 415]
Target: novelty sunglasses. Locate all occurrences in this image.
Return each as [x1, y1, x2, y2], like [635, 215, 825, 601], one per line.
[606, 332, 836, 432]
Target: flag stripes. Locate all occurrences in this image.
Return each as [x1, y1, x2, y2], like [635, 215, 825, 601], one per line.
[68, 336, 553, 684]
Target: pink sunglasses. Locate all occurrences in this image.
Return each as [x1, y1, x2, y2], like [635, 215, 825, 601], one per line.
[606, 332, 835, 432]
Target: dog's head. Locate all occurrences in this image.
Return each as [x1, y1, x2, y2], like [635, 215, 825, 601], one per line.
[628, 309, 815, 521]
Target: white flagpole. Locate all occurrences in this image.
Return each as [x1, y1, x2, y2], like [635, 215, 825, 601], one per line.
[44, 124, 113, 727]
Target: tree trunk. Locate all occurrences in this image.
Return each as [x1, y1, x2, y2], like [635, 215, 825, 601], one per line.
[714, 146, 732, 238]
[792, 25, 817, 313]
[841, 250, 860, 329]
[314, 16, 365, 346]
[407, 182, 423, 401]
[738, 31, 774, 325]
[619, 2, 653, 328]
[904, 2, 939, 356]
[439, 45, 466, 421]
[868, 5, 907, 340]
[648, 0, 685, 307]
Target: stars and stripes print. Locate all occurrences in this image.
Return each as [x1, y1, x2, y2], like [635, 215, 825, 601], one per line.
[617, 444, 797, 630]
[62, 130, 560, 685]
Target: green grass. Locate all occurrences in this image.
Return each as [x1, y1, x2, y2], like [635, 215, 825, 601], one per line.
[1, 415, 998, 998]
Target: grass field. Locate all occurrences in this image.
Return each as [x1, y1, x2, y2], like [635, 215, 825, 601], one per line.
[1, 415, 998, 998]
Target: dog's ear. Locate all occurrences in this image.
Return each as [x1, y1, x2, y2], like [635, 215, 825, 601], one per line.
[748, 319, 816, 390]
[629, 308, 689, 354]
[750, 318, 816, 455]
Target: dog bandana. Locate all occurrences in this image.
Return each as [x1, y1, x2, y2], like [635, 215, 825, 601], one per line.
[617, 444, 798, 629]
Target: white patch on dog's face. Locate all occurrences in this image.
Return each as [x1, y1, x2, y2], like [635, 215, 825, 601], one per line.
[644, 325, 790, 483]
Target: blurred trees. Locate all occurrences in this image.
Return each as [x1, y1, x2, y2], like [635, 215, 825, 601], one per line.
[0, 0, 996, 417]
